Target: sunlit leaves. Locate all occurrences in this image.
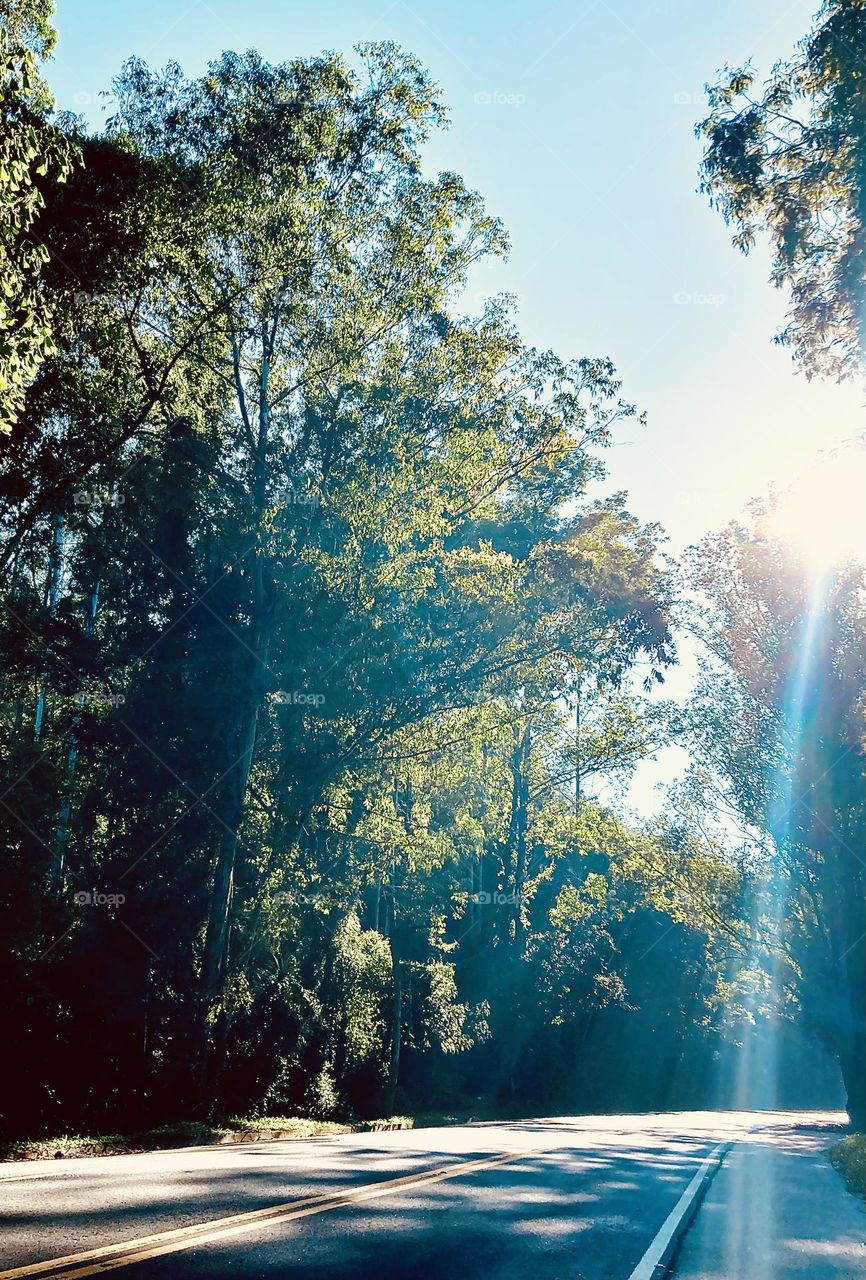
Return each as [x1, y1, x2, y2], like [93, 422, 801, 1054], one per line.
[0, 11, 74, 432]
[700, 2, 866, 378]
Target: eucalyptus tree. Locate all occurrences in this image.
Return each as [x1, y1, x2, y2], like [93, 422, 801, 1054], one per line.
[1, 33, 725, 1130]
[682, 526, 866, 1127]
[29, 45, 675, 1104]
[699, 0, 866, 378]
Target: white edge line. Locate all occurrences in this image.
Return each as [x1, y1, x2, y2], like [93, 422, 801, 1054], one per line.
[627, 1142, 728, 1280]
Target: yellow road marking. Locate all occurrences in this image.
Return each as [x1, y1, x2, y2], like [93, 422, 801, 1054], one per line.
[0, 1146, 548, 1279]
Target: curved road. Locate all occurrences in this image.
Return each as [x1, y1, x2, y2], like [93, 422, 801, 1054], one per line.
[0, 1111, 852, 1280]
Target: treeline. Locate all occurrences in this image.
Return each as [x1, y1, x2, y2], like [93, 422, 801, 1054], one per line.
[0, 1, 860, 1138]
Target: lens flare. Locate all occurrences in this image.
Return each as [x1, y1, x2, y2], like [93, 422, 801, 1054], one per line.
[763, 448, 866, 575]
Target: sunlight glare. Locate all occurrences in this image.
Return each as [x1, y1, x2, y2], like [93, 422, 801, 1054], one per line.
[764, 448, 866, 575]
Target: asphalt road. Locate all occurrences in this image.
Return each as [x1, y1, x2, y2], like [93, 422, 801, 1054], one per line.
[0, 1111, 849, 1280]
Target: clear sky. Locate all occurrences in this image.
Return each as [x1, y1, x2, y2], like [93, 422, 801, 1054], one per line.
[45, 0, 866, 813]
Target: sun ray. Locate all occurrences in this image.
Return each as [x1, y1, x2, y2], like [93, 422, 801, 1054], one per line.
[762, 448, 866, 576]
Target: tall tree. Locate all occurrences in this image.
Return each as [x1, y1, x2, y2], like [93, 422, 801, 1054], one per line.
[0, 39, 741, 1138]
[699, 0, 866, 378]
[683, 526, 866, 1127]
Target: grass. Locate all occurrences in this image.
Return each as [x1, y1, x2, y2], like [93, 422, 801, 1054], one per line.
[0, 1123, 222, 1162]
[829, 1133, 866, 1200]
[0, 1114, 414, 1162]
[222, 1116, 352, 1138]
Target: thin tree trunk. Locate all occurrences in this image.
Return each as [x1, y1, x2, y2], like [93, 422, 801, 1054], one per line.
[839, 1020, 866, 1131]
[196, 318, 275, 1107]
[54, 577, 100, 889]
[35, 514, 64, 742]
[386, 896, 402, 1116]
[200, 702, 258, 991]
[508, 724, 531, 955]
[574, 678, 581, 817]
[839, 916, 866, 1131]
[386, 954, 403, 1117]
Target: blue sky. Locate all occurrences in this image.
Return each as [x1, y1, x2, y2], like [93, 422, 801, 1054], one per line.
[45, 0, 865, 812]
[47, 0, 864, 550]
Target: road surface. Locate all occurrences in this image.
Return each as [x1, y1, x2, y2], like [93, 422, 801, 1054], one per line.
[0, 1111, 856, 1279]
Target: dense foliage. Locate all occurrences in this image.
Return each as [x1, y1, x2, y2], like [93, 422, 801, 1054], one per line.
[0, 4, 861, 1141]
[682, 528, 866, 1128]
[700, 0, 866, 378]
[0, 0, 73, 431]
[699, 0, 866, 1131]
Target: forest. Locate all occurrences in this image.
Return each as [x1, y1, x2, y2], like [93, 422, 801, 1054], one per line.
[1, 0, 865, 1145]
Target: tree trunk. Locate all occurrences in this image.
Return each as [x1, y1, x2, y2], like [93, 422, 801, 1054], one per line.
[386, 898, 402, 1117]
[840, 927, 866, 1131]
[200, 696, 260, 998]
[196, 321, 275, 1108]
[506, 724, 531, 955]
[196, 659, 268, 1111]
[35, 514, 64, 744]
[839, 1026, 866, 1131]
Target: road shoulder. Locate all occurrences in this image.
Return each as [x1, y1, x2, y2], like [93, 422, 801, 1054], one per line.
[672, 1124, 866, 1279]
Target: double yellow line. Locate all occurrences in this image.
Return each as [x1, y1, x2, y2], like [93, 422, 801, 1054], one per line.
[1, 1146, 545, 1279]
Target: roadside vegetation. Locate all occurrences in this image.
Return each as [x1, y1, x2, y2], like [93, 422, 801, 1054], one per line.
[1, 0, 865, 1143]
[829, 1136, 866, 1202]
[0, 1114, 414, 1161]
